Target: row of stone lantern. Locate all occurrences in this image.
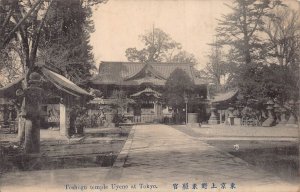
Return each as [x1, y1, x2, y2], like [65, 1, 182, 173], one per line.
[262, 99, 298, 127]
[208, 99, 299, 127]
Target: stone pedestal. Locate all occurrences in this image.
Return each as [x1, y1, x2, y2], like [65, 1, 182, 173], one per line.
[187, 113, 198, 124]
[273, 103, 281, 124]
[227, 107, 234, 126]
[187, 113, 200, 127]
[262, 102, 275, 127]
[285, 100, 298, 128]
[278, 107, 287, 125]
[234, 118, 241, 125]
[285, 112, 298, 127]
[208, 106, 219, 124]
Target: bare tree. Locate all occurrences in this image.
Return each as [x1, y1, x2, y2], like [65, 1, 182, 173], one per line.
[205, 41, 225, 87]
[126, 28, 182, 63]
[0, 0, 107, 153]
[0, 41, 25, 85]
[263, 7, 300, 67]
[168, 50, 198, 65]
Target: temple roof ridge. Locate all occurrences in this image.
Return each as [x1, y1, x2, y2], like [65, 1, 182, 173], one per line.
[92, 61, 207, 86]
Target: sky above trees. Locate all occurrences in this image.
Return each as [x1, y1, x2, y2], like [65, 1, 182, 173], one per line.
[90, 0, 299, 69]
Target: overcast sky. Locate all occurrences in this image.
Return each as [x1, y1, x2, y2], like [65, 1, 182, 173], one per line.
[90, 0, 300, 70]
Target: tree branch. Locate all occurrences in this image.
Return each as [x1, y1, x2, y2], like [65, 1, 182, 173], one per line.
[30, 0, 53, 65]
[0, 9, 13, 37]
[1, 0, 44, 49]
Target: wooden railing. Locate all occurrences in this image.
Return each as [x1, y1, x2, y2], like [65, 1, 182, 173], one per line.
[132, 114, 162, 123]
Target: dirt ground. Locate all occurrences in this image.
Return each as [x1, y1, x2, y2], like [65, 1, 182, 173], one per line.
[0, 126, 132, 173]
[171, 125, 299, 184]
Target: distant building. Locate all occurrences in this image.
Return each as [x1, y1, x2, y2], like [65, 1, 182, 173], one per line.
[88, 61, 209, 124]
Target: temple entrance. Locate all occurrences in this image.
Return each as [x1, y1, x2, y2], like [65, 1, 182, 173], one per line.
[131, 87, 163, 124]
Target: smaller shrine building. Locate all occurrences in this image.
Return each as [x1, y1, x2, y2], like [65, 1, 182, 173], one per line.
[0, 66, 91, 136]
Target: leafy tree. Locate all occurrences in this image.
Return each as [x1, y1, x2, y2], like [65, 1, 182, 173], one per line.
[0, 0, 51, 78]
[125, 27, 196, 64]
[237, 63, 298, 103]
[0, 0, 106, 84]
[0, 42, 24, 85]
[163, 68, 195, 123]
[216, 0, 284, 65]
[0, 0, 107, 153]
[163, 68, 195, 109]
[110, 90, 134, 115]
[213, 0, 300, 106]
[38, 0, 97, 84]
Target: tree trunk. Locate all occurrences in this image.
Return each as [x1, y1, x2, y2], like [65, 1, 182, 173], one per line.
[242, 3, 251, 65]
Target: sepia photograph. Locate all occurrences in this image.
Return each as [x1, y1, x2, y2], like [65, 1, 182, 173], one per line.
[0, 0, 299, 191]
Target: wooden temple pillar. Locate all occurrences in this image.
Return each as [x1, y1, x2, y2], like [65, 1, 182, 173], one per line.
[0, 105, 4, 125]
[153, 101, 162, 122]
[219, 111, 223, 124]
[60, 103, 70, 136]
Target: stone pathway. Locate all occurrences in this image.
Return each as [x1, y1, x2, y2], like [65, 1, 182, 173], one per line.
[107, 124, 298, 192]
[0, 124, 298, 192]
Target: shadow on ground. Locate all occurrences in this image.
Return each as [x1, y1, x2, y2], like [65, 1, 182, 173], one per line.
[0, 126, 132, 173]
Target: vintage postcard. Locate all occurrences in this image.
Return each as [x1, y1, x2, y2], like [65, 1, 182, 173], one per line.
[0, 0, 299, 192]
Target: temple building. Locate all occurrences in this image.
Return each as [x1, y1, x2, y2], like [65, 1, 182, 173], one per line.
[88, 61, 209, 124]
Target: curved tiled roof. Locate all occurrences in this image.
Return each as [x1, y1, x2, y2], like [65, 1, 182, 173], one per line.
[131, 87, 162, 98]
[41, 68, 91, 97]
[90, 61, 208, 86]
[0, 76, 24, 98]
[211, 89, 239, 103]
[0, 67, 91, 99]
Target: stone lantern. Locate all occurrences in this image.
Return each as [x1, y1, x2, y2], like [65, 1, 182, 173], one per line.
[262, 99, 275, 127]
[286, 100, 298, 127]
[22, 72, 44, 154]
[273, 103, 281, 124]
[227, 106, 235, 125]
[208, 104, 219, 124]
[278, 106, 287, 125]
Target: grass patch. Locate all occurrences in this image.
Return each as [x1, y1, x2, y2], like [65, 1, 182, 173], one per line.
[206, 140, 299, 184]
